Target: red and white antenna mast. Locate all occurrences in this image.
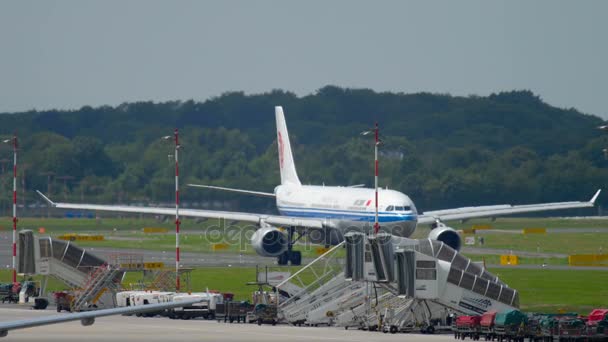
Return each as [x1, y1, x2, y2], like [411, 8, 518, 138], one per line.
[4, 135, 18, 283]
[174, 128, 181, 292]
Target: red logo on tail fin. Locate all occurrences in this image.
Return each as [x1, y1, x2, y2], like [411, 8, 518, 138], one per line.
[278, 131, 284, 169]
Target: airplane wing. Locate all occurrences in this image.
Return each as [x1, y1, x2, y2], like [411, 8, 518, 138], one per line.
[36, 191, 326, 229]
[417, 189, 601, 224]
[0, 298, 202, 338]
[187, 184, 276, 198]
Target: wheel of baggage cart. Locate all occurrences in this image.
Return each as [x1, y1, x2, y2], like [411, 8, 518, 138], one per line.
[427, 326, 435, 334]
[257, 318, 263, 326]
[390, 325, 398, 334]
[271, 320, 276, 326]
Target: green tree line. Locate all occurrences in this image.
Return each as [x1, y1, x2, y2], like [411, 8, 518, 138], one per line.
[0, 86, 606, 215]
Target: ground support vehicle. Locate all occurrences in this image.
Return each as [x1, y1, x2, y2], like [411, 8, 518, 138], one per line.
[53, 291, 73, 312]
[253, 304, 277, 326]
[480, 311, 497, 341]
[168, 292, 223, 320]
[454, 315, 481, 340]
[494, 310, 528, 342]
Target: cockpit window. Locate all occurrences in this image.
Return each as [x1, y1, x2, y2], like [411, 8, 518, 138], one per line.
[394, 206, 411, 211]
[386, 205, 394, 211]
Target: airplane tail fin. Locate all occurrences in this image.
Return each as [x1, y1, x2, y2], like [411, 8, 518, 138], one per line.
[275, 106, 301, 186]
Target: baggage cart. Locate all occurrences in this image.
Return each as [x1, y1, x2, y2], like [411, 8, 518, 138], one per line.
[454, 315, 481, 340]
[253, 304, 277, 326]
[480, 311, 497, 341]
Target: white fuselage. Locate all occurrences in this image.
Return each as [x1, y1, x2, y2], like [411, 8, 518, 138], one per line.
[275, 184, 418, 239]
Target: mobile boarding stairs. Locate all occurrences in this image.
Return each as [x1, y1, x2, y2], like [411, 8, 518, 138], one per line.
[276, 233, 519, 331]
[18, 230, 123, 311]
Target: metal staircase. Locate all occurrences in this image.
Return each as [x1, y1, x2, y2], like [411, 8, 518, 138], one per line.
[18, 233, 139, 310]
[145, 269, 176, 291]
[276, 241, 349, 324]
[71, 264, 121, 312]
[276, 232, 520, 331]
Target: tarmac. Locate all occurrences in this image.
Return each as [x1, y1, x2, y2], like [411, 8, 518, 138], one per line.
[0, 307, 454, 342]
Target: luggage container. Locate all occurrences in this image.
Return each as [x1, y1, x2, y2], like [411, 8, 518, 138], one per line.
[557, 316, 586, 340]
[525, 313, 544, 340]
[216, 301, 253, 323]
[253, 303, 277, 326]
[480, 311, 497, 341]
[586, 308, 608, 334]
[494, 309, 527, 342]
[454, 315, 481, 340]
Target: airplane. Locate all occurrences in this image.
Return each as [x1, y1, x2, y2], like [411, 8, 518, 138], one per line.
[37, 106, 601, 266]
[0, 298, 203, 338]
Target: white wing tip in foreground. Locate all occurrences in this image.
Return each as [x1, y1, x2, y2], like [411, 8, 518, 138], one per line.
[590, 189, 602, 204]
[36, 190, 56, 207]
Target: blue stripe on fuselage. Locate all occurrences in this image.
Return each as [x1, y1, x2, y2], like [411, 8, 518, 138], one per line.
[278, 208, 417, 223]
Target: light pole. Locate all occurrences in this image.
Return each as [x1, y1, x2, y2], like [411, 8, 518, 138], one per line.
[362, 122, 381, 234]
[163, 129, 181, 292]
[361, 123, 381, 332]
[3, 135, 18, 283]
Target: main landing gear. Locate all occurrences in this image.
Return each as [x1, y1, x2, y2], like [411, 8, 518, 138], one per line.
[277, 226, 303, 266]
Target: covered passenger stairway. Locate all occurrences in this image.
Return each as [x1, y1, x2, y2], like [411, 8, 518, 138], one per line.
[18, 230, 124, 310]
[347, 233, 518, 315]
[276, 232, 519, 330]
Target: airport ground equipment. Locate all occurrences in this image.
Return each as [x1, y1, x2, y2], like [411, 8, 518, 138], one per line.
[453, 315, 481, 340]
[479, 311, 497, 340]
[115, 290, 174, 315]
[276, 241, 357, 325]
[53, 291, 73, 312]
[347, 233, 519, 314]
[557, 316, 587, 340]
[216, 301, 253, 323]
[17, 281, 40, 304]
[70, 263, 122, 312]
[493, 309, 528, 341]
[380, 298, 453, 334]
[587, 309, 608, 337]
[0, 283, 18, 304]
[18, 231, 124, 309]
[253, 304, 278, 325]
[169, 292, 223, 320]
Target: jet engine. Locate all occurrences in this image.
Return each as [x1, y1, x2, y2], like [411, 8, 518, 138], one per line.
[428, 222, 461, 251]
[251, 227, 288, 257]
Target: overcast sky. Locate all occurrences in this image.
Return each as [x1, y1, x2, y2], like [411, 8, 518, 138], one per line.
[1, 0, 607, 118]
